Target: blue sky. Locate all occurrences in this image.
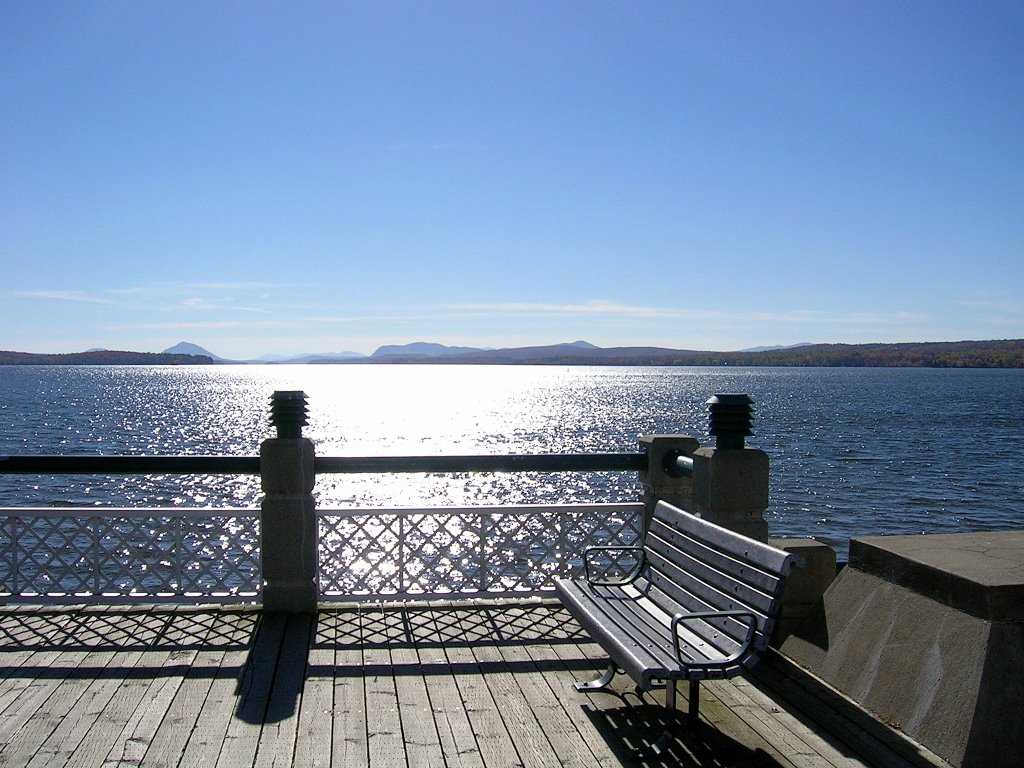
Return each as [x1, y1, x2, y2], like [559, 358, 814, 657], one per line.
[3, 1, 1022, 359]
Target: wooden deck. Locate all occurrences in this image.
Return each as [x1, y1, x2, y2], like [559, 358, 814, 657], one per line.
[0, 601, 949, 768]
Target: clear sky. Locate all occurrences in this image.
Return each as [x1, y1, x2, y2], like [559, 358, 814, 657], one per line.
[3, 1, 1022, 359]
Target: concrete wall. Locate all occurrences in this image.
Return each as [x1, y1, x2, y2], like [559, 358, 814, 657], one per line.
[780, 531, 1024, 768]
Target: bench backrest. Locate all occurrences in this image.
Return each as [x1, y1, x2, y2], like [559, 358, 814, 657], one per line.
[642, 501, 799, 656]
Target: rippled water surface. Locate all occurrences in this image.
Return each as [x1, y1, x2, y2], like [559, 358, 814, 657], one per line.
[2, 365, 1022, 555]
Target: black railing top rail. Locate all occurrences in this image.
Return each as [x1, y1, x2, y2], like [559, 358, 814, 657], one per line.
[316, 453, 646, 474]
[0, 455, 263, 474]
[0, 452, 647, 475]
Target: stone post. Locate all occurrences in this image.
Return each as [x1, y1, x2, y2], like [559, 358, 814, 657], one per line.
[260, 390, 318, 613]
[639, 434, 701, 532]
[691, 394, 770, 542]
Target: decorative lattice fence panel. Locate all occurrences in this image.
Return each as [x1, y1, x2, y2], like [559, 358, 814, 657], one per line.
[317, 502, 645, 600]
[0, 508, 260, 603]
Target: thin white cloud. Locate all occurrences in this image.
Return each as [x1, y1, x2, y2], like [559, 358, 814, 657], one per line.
[19, 281, 290, 316]
[102, 319, 293, 331]
[106, 281, 284, 295]
[182, 297, 225, 309]
[955, 299, 1024, 326]
[440, 301, 927, 328]
[748, 310, 930, 325]
[17, 290, 116, 305]
[956, 299, 1023, 312]
[444, 301, 717, 320]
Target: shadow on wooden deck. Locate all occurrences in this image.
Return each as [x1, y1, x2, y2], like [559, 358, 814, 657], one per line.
[0, 603, 948, 768]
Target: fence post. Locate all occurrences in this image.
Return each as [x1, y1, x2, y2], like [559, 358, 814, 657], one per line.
[638, 434, 701, 533]
[691, 394, 770, 542]
[260, 390, 318, 612]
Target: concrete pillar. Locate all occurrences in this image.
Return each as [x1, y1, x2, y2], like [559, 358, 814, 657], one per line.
[691, 446, 770, 541]
[260, 391, 318, 613]
[690, 394, 770, 541]
[639, 434, 701, 532]
[767, 538, 836, 644]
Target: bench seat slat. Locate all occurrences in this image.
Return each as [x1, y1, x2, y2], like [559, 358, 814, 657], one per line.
[555, 578, 746, 688]
[635, 578, 765, 655]
[620, 581, 744, 662]
[622, 577, 747, 658]
[556, 579, 674, 684]
[651, 502, 794, 575]
[643, 551, 775, 644]
[648, 517, 785, 595]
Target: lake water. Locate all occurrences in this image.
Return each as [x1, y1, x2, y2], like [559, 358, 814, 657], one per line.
[1, 365, 1022, 558]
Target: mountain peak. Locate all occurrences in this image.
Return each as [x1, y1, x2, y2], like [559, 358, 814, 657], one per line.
[162, 341, 221, 360]
[371, 341, 485, 358]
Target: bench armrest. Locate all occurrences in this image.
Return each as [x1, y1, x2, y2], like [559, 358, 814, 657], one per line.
[670, 610, 758, 669]
[582, 546, 646, 586]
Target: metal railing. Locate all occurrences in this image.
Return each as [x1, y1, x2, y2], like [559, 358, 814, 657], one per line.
[317, 502, 644, 601]
[0, 506, 260, 603]
[0, 451, 647, 605]
[0, 389, 757, 607]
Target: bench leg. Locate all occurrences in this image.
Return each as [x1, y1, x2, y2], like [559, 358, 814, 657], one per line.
[652, 680, 699, 755]
[574, 661, 617, 692]
[650, 681, 679, 755]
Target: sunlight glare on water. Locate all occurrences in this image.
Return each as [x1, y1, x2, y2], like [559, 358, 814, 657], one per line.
[1, 364, 1022, 558]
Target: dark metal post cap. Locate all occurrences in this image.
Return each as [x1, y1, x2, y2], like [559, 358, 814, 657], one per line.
[269, 390, 309, 439]
[706, 393, 754, 449]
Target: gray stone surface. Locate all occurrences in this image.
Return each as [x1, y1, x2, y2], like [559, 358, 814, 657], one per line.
[851, 531, 1024, 620]
[769, 537, 837, 644]
[638, 434, 700, 530]
[691, 446, 770, 542]
[260, 437, 318, 612]
[781, 531, 1024, 768]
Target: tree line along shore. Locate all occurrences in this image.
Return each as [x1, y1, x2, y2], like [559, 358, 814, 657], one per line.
[2, 339, 1023, 368]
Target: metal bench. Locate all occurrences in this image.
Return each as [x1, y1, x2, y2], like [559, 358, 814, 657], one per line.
[554, 500, 800, 752]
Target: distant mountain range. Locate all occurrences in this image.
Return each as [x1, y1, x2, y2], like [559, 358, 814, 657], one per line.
[2, 339, 1022, 368]
[162, 342, 363, 365]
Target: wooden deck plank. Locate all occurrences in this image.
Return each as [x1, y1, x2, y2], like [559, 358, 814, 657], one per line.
[0, 646, 67, 723]
[0, 611, 89, 751]
[0, 603, 946, 768]
[723, 676, 868, 768]
[54, 607, 175, 768]
[139, 656, 233, 766]
[292, 614, 334, 768]
[26, 649, 147, 768]
[471, 640, 564, 768]
[102, 647, 203, 767]
[0, 645, 115, 767]
[390, 620, 446, 768]
[413, 606, 485, 768]
[66, 649, 179, 768]
[491, 604, 608, 768]
[175, 610, 269, 768]
[254, 613, 313, 768]
[690, 680, 801, 768]
[329, 608, 369, 768]
[169, 646, 243, 767]
[213, 612, 288, 768]
[518, 638, 624, 768]
[361, 607, 408, 768]
[553, 612, 802, 768]
[441, 608, 522, 768]
[136, 609, 256, 768]
[749, 653, 951, 768]
[544, 631, 667, 759]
